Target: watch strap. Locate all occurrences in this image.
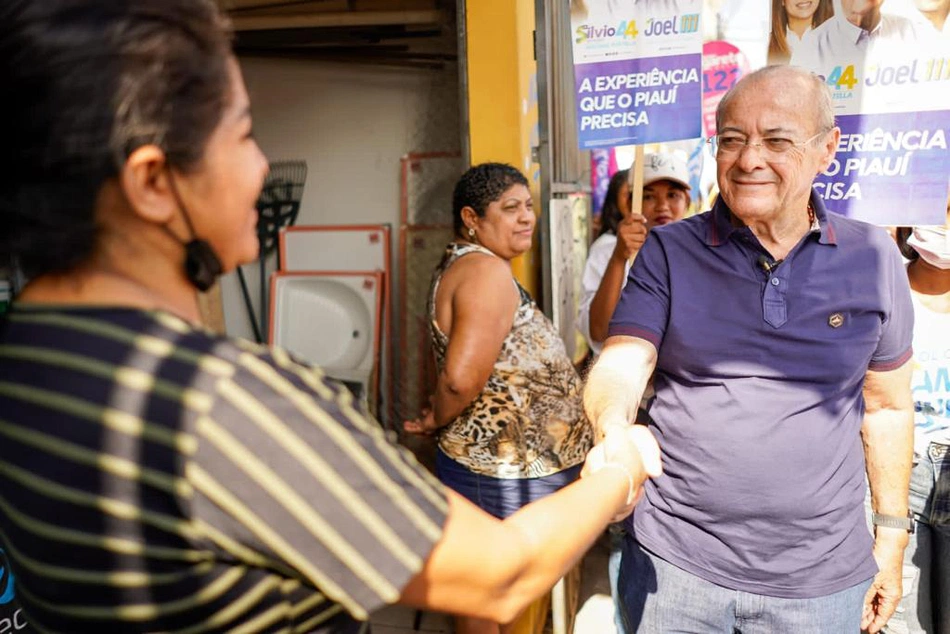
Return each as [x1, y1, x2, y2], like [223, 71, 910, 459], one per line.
[871, 511, 915, 533]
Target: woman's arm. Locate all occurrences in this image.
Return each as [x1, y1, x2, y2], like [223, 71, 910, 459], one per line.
[425, 254, 520, 429]
[398, 425, 661, 622]
[588, 253, 632, 344]
[577, 234, 614, 351]
[588, 214, 647, 343]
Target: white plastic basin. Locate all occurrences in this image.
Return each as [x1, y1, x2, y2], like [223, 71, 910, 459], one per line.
[271, 274, 379, 380]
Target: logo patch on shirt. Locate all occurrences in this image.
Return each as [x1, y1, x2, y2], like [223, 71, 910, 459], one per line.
[0, 548, 15, 605]
[828, 312, 845, 328]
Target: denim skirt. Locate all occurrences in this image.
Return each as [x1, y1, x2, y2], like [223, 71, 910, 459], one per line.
[435, 449, 582, 519]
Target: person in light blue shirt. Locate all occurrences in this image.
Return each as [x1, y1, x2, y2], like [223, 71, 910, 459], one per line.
[791, 0, 949, 113]
[792, 0, 944, 72]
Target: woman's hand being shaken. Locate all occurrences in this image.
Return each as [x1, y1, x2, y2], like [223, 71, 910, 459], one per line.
[582, 424, 662, 522]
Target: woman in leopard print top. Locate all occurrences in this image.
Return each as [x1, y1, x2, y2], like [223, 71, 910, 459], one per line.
[404, 163, 594, 633]
[405, 163, 593, 499]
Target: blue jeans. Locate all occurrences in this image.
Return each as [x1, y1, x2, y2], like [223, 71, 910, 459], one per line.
[608, 523, 630, 634]
[882, 441, 950, 634]
[618, 537, 872, 633]
[435, 450, 581, 519]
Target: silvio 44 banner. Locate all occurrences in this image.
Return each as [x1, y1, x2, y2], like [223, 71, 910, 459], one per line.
[570, 0, 703, 149]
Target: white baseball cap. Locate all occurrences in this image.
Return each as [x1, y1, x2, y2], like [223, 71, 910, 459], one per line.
[630, 152, 691, 191]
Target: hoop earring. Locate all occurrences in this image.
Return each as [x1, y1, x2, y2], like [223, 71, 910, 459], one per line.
[468, 228, 476, 238]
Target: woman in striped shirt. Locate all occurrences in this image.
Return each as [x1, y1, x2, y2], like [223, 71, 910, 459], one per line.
[0, 1, 660, 633]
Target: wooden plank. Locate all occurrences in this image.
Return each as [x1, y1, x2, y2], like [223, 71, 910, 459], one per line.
[230, 9, 443, 30]
[629, 145, 645, 218]
[509, 562, 581, 634]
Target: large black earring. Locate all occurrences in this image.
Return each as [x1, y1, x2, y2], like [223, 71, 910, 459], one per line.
[184, 239, 223, 292]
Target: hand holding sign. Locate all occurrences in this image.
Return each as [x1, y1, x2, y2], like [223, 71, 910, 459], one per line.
[612, 213, 648, 264]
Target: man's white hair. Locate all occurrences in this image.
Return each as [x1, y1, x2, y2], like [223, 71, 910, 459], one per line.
[715, 65, 836, 134]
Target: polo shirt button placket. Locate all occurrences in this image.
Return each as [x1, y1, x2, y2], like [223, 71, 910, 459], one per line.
[762, 275, 788, 328]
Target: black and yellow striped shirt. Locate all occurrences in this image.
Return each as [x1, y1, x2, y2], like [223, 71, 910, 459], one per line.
[0, 305, 447, 633]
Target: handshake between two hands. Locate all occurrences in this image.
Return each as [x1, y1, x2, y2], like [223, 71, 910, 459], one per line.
[582, 421, 663, 523]
[406, 399, 663, 523]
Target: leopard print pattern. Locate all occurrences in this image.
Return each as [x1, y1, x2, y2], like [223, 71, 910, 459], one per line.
[428, 242, 593, 478]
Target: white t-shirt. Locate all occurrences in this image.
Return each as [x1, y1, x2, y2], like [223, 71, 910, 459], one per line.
[577, 233, 631, 357]
[910, 291, 950, 451]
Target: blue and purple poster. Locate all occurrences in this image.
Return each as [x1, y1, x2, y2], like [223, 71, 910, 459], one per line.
[777, 0, 950, 224]
[570, 0, 703, 149]
[814, 110, 950, 225]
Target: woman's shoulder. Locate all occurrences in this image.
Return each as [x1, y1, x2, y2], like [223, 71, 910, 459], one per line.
[582, 233, 618, 274]
[443, 245, 513, 285]
[437, 246, 522, 324]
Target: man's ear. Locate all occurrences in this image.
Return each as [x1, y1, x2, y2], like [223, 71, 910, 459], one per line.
[119, 145, 176, 225]
[817, 127, 841, 174]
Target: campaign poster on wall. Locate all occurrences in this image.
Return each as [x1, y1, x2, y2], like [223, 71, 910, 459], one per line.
[570, 0, 704, 149]
[590, 148, 619, 219]
[701, 41, 750, 139]
[770, 0, 950, 224]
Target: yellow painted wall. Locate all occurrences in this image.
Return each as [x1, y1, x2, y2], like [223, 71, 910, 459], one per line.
[464, 8, 574, 631]
[465, 0, 541, 298]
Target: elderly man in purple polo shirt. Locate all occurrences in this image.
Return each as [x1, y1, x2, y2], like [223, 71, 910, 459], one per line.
[584, 65, 915, 633]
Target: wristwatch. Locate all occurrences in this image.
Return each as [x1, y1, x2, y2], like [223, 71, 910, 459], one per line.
[871, 511, 915, 534]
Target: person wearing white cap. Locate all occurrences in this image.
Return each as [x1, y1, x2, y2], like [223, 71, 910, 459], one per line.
[578, 152, 692, 359]
[576, 152, 690, 634]
[790, 0, 949, 101]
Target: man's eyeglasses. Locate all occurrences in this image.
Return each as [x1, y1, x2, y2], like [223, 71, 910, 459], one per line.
[707, 130, 828, 163]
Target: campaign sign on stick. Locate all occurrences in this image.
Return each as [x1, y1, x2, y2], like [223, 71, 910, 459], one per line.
[571, 0, 703, 149]
[574, 55, 702, 148]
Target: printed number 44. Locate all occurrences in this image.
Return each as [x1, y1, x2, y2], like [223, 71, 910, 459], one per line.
[619, 20, 639, 38]
[826, 65, 858, 90]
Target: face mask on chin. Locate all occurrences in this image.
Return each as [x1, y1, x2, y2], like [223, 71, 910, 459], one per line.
[907, 226, 950, 270]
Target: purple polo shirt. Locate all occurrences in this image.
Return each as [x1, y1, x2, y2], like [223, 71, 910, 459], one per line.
[609, 193, 913, 598]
